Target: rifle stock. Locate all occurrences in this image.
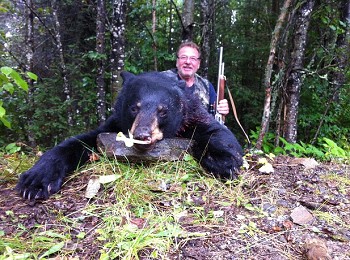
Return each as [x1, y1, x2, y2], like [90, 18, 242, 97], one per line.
[218, 77, 225, 101]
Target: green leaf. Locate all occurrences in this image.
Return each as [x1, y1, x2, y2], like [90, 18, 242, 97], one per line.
[39, 231, 68, 239]
[10, 70, 28, 91]
[5, 143, 21, 154]
[26, 71, 38, 81]
[0, 105, 5, 117]
[0, 116, 11, 128]
[0, 66, 13, 76]
[273, 146, 285, 154]
[3, 82, 14, 94]
[39, 241, 65, 258]
[323, 137, 336, 147]
[339, 21, 346, 28]
[0, 73, 8, 84]
[76, 232, 86, 239]
[329, 25, 336, 31]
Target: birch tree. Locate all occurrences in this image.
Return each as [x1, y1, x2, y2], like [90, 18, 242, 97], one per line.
[96, 0, 106, 124]
[24, 0, 36, 146]
[110, 0, 127, 99]
[283, 0, 315, 143]
[200, 0, 214, 78]
[152, 0, 158, 71]
[51, 0, 73, 127]
[182, 0, 194, 41]
[256, 0, 293, 149]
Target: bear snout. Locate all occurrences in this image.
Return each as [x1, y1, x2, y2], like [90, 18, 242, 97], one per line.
[132, 126, 157, 152]
[130, 113, 164, 150]
[133, 127, 152, 141]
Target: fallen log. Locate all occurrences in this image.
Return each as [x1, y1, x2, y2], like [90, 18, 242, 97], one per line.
[97, 133, 192, 162]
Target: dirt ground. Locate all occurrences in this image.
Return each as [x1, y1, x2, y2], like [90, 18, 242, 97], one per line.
[1, 155, 349, 259]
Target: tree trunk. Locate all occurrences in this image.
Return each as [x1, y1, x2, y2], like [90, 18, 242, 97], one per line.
[182, 0, 194, 41]
[255, 0, 293, 150]
[152, 0, 158, 71]
[52, 0, 73, 127]
[96, 0, 106, 125]
[283, 0, 315, 143]
[167, 1, 174, 54]
[24, 0, 36, 147]
[200, 0, 214, 78]
[110, 0, 127, 100]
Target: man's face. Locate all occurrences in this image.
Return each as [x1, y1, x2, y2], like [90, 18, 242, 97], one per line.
[176, 46, 201, 80]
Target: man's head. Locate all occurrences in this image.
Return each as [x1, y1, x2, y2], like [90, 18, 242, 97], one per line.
[176, 41, 201, 81]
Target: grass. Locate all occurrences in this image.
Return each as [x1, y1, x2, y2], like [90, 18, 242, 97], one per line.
[0, 152, 36, 183]
[1, 150, 350, 259]
[78, 154, 242, 259]
[0, 151, 250, 259]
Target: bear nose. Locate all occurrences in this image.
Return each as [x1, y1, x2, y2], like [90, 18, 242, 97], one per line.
[133, 127, 151, 141]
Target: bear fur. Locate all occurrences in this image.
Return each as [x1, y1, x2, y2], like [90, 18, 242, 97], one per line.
[17, 71, 243, 200]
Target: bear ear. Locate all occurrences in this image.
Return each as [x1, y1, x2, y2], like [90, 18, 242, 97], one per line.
[121, 71, 135, 82]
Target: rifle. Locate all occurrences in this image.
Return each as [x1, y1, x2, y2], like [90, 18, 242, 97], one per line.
[215, 47, 225, 125]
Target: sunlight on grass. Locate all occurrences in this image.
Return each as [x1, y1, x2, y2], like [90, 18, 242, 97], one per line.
[0, 151, 273, 259]
[0, 152, 36, 183]
[313, 211, 346, 227]
[95, 205, 183, 259]
[75, 153, 250, 259]
[0, 225, 72, 259]
[79, 154, 204, 259]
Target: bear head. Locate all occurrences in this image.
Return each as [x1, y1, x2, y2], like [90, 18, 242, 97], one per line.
[119, 71, 187, 151]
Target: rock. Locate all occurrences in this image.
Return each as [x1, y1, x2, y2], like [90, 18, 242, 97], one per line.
[262, 203, 277, 214]
[290, 158, 319, 170]
[290, 205, 315, 225]
[304, 238, 331, 260]
[97, 133, 192, 162]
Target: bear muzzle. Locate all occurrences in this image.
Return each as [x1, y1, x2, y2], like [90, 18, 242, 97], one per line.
[130, 113, 164, 151]
[131, 127, 164, 152]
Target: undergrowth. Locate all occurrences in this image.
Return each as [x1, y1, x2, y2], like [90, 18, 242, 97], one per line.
[0, 152, 250, 259]
[1, 135, 349, 259]
[250, 129, 350, 163]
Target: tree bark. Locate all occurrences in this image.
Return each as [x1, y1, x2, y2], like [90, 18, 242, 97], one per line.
[24, 0, 36, 147]
[52, 0, 73, 127]
[255, 0, 293, 150]
[182, 0, 194, 41]
[283, 0, 315, 143]
[167, 1, 174, 54]
[96, 0, 106, 125]
[110, 0, 127, 100]
[152, 0, 158, 71]
[200, 0, 214, 78]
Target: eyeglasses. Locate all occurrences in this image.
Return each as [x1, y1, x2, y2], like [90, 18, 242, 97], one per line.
[177, 55, 200, 63]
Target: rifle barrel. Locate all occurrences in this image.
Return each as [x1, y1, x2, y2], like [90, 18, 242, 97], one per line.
[216, 47, 224, 107]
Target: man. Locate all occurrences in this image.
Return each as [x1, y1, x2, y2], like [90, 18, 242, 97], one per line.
[162, 41, 229, 117]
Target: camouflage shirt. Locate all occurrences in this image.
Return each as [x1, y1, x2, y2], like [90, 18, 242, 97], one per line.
[161, 69, 212, 111]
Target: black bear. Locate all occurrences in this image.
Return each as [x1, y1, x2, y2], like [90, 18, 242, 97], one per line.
[17, 71, 243, 200]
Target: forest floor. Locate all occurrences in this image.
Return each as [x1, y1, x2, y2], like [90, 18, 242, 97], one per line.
[0, 153, 349, 259]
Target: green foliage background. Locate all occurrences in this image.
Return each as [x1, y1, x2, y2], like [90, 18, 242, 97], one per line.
[0, 0, 349, 151]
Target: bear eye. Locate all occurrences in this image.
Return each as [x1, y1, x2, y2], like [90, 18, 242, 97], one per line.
[130, 102, 141, 115]
[158, 105, 168, 118]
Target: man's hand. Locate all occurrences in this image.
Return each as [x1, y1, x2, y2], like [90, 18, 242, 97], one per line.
[217, 99, 229, 116]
